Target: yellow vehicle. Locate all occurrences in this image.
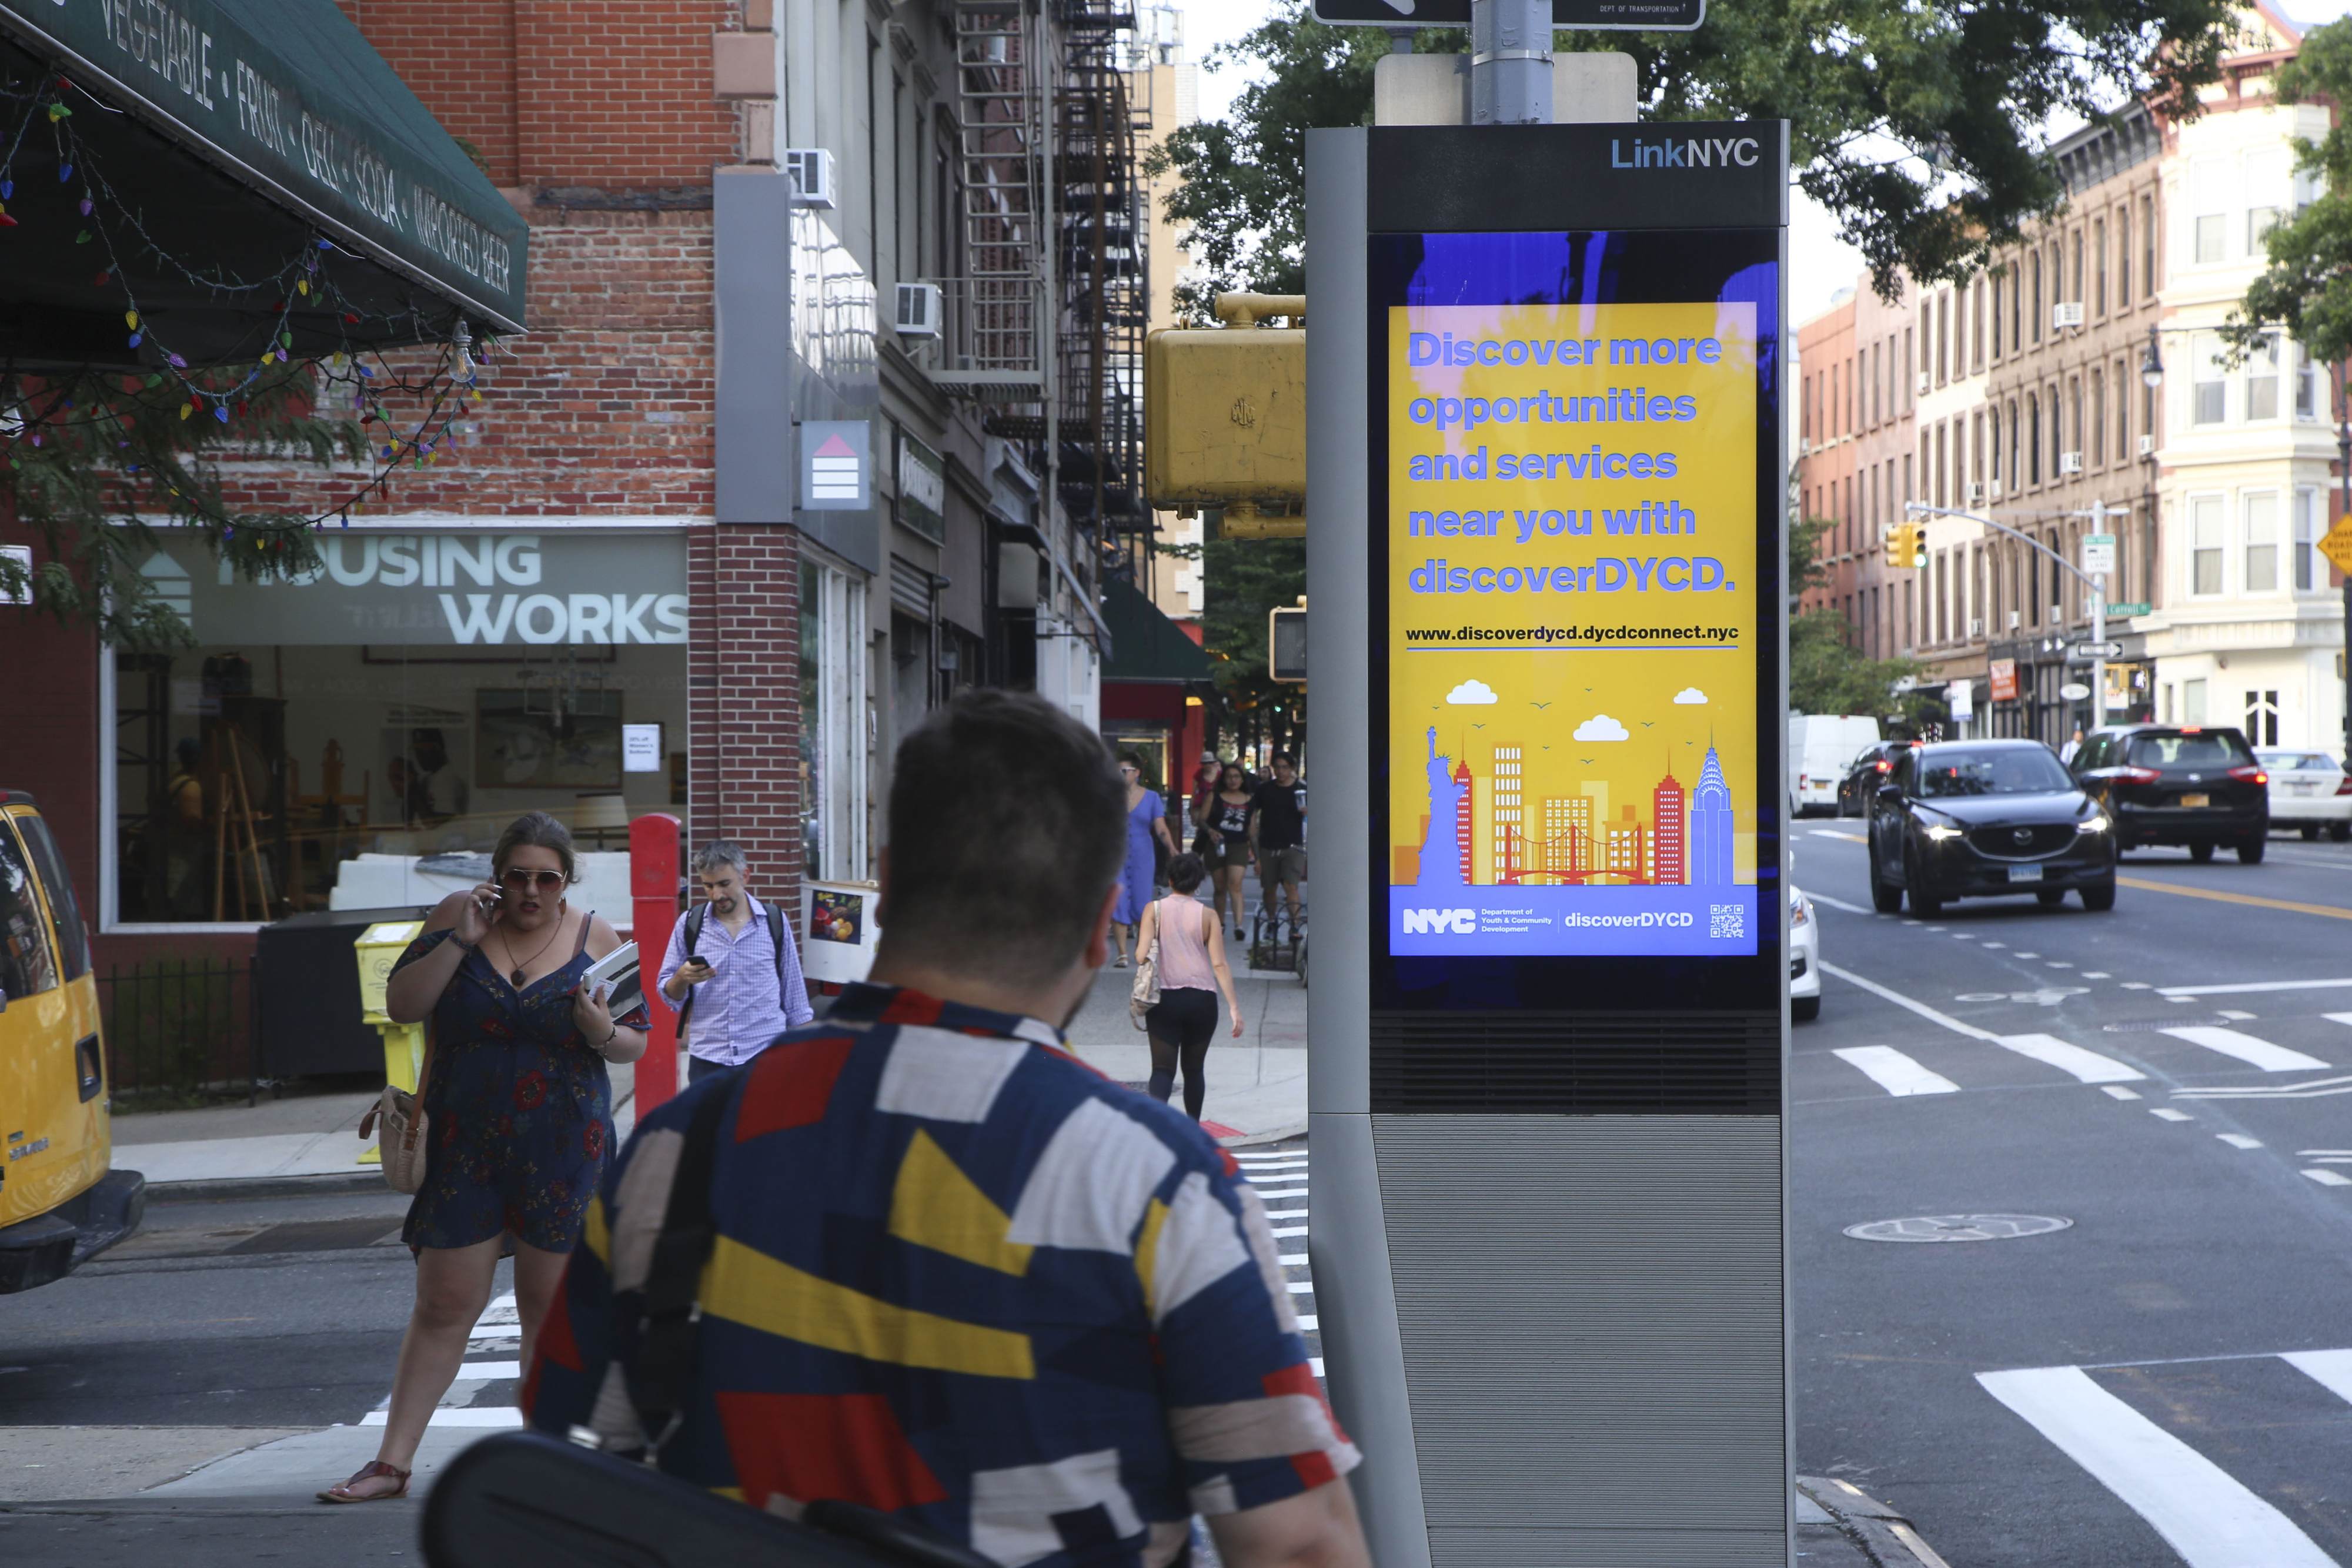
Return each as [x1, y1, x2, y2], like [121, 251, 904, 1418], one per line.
[0, 792, 143, 1292]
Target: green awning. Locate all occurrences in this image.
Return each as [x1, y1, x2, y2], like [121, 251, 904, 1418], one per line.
[1101, 576, 1211, 684]
[0, 0, 526, 366]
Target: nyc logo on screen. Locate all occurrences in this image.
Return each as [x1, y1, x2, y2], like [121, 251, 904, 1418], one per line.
[1401, 908, 1477, 935]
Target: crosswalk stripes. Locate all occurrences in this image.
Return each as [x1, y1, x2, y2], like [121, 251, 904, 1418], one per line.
[1830, 1045, 1959, 1097]
[1989, 1032, 2143, 1084]
[2157, 1025, 2330, 1073]
[1977, 1360, 2343, 1568]
[1235, 1146, 1321, 1380]
[362, 1289, 525, 1429]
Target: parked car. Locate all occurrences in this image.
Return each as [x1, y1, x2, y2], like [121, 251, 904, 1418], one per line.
[0, 791, 144, 1292]
[2071, 725, 2270, 863]
[1866, 740, 2118, 916]
[1790, 714, 1882, 817]
[2256, 749, 2352, 841]
[1836, 741, 1913, 818]
[1790, 884, 1820, 1021]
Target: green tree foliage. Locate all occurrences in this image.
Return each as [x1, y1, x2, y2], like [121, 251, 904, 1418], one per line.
[1150, 0, 2240, 305]
[1788, 511, 1936, 724]
[2224, 18, 2352, 373]
[2, 366, 363, 648]
[1172, 526, 1308, 755]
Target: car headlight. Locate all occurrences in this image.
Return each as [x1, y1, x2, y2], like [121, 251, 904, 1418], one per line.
[2077, 813, 2110, 834]
[1924, 824, 1965, 841]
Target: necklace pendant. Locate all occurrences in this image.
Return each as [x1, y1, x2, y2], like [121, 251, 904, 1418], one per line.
[512, 967, 527, 987]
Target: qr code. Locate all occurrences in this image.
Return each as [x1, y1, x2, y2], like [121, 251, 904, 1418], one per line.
[1709, 904, 1745, 940]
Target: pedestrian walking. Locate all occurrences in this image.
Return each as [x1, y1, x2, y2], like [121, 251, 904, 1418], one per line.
[1204, 761, 1256, 940]
[525, 689, 1368, 1568]
[2061, 727, 2084, 764]
[319, 810, 646, 1504]
[1136, 852, 1245, 1119]
[655, 840, 814, 1084]
[1111, 750, 1177, 968]
[1247, 750, 1308, 928]
[1186, 748, 1222, 858]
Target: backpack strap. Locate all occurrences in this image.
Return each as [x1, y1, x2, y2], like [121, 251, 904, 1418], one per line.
[675, 905, 709, 1031]
[624, 1071, 739, 1455]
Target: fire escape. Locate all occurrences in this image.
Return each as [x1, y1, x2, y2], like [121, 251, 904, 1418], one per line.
[943, 0, 1147, 579]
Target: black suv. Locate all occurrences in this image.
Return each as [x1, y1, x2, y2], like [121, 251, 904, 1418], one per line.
[2072, 725, 2270, 864]
[1836, 741, 1913, 818]
[1867, 739, 2117, 915]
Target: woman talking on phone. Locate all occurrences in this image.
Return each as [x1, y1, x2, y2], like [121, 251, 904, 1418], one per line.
[318, 811, 646, 1504]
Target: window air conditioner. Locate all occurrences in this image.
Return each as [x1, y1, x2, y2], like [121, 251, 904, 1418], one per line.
[2053, 302, 2085, 329]
[2137, 434, 2156, 457]
[2059, 450, 2083, 475]
[1989, 479, 2003, 500]
[1967, 482, 1986, 505]
[1969, 617, 1984, 637]
[785, 148, 836, 209]
[2007, 610, 2022, 630]
[895, 282, 943, 339]
[1916, 371, 1930, 395]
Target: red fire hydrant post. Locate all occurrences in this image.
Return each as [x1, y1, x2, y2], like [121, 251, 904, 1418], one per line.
[629, 813, 682, 1114]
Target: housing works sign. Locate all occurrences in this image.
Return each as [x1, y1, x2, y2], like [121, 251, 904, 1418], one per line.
[138, 530, 688, 646]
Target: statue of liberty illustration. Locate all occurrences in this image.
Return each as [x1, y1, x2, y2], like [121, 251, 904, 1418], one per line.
[1418, 727, 1466, 887]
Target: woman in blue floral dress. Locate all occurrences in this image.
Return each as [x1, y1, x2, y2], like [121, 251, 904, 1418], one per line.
[319, 811, 647, 1503]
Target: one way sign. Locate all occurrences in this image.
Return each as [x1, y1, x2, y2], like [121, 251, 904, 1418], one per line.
[1314, 0, 1703, 28]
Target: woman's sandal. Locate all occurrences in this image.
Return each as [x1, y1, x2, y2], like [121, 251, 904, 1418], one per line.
[316, 1459, 411, 1503]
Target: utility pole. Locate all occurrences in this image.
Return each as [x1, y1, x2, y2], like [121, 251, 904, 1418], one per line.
[1470, 0, 1553, 124]
[2086, 496, 2108, 737]
[2339, 364, 2351, 759]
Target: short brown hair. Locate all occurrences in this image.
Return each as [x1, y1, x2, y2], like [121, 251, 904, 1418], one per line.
[881, 690, 1125, 984]
[492, 810, 579, 885]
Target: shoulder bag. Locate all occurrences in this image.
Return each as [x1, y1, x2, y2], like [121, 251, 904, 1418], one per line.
[1128, 900, 1164, 1029]
[358, 1019, 433, 1195]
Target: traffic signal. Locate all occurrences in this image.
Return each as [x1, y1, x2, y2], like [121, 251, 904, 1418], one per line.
[1145, 294, 1306, 537]
[1882, 522, 1923, 570]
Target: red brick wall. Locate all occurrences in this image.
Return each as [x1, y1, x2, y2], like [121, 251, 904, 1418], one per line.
[0, 527, 102, 917]
[690, 524, 803, 918]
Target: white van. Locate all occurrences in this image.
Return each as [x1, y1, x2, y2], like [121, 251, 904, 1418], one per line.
[1789, 714, 1882, 817]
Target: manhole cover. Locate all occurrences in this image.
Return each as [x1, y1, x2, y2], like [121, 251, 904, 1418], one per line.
[1843, 1214, 2073, 1243]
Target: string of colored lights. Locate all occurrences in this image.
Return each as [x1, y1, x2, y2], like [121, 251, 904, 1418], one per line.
[0, 69, 497, 540]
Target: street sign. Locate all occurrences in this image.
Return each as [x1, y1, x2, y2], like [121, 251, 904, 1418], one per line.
[2059, 681, 2092, 702]
[2082, 533, 2116, 575]
[2067, 641, 2124, 663]
[1949, 680, 1975, 721]
[1313, 0, 1703, 27]
[2321, 517, 2352, 576]
[2106, 600, 2151, 618]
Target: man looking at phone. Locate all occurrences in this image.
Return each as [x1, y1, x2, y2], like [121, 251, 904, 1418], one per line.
[655, 841, 814, 1083]
[530, 691, 1369, 1568]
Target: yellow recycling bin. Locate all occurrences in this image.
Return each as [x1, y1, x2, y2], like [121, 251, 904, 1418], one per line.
[353, 919, 427, 1167]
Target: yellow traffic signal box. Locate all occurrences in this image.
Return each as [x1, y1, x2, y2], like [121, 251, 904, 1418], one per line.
[1144, 305, 1306, 518]
[1882, 523, 1923, 570]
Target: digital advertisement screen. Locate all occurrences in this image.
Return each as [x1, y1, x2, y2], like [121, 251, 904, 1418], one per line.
[1379, 232, 1775, 960]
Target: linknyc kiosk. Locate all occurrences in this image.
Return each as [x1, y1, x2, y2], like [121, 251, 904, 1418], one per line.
[1306, 122, 1792, 1567]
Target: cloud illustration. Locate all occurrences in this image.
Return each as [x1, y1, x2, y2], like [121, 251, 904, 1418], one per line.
[1446, 679, 1499, 706]
[1573, 714, 1630, 742]
[1672, 687, 1709, 705]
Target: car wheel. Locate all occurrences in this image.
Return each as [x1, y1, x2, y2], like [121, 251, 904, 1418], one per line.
[2189, 841, 2216, 864]
[2334, 822, 2351, 843]
[2080, 881, 2117, 911]
[2036, 889, 2066, 908]
[1905, 851, 1943, 918]
[2301, 824, 2321, 841]
[1869, 848, 1905, 914]
[2238, 834, 2266, 865]
[1793, 995, 1820, 1022]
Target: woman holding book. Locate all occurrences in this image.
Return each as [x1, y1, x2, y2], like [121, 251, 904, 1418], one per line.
[318, 810, 647, 1503]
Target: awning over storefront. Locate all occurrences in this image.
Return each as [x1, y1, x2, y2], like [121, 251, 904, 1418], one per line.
[0, 0, 526, 369]
[1101, 576, 1210, 685]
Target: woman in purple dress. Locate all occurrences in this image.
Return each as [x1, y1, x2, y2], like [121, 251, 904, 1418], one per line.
[1111, 753, 1178, 968]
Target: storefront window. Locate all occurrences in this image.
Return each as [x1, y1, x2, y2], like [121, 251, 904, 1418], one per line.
[799, 558, 870, 884]
[108, 529, 689, 927]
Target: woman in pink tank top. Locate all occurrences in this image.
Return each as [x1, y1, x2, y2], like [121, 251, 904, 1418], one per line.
[1136, 852, 1245, 1119]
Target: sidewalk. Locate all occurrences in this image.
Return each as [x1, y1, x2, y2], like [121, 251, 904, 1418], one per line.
[1057, 953, 1308, 1146]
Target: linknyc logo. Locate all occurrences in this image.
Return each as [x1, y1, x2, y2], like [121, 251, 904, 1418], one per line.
[1401, 908, 1477, 935]
[1609, 135, 1760, 170]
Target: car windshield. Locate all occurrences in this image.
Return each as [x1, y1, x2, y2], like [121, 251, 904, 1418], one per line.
[2260, 751, 2339, 772]
[2126, 732, 2250, 767]
[1916, 748, 2075, 797]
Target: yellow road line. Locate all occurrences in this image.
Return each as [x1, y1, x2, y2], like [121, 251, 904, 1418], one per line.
[2116, 875, 2352, 922]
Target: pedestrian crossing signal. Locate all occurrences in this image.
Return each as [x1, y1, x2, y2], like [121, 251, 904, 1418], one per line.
[1882, 523, 1923, 570]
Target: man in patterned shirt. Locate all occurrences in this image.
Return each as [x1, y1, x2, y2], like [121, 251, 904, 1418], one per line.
[526, 690, 1368, 1568]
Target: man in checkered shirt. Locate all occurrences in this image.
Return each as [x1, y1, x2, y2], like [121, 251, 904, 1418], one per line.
[527, 690, 1368, 1568]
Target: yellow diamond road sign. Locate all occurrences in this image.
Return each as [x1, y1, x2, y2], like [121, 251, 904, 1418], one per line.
[2323, 517, 2352, 576]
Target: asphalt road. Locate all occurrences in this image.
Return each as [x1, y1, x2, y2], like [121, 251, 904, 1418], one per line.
[1792, 819, 2352, 1568]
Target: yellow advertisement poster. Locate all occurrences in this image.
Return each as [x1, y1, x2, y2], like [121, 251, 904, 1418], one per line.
[1387, 300, 1761, 956]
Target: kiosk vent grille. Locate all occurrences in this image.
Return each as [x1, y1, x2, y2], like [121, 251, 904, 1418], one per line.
[1369, 1011, 1780, 1114]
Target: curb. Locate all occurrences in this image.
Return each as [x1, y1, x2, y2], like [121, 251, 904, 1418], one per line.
[1796, 1477, 1955, 1568]
[146, 1171, 392, 1202]
[1218, 1120, 1308, 1149]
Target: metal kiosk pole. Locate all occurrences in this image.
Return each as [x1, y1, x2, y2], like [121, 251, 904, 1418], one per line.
[1305, 73, 1792, 1568]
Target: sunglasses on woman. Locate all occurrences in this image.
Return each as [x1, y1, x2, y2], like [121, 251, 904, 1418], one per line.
[498, 868, 567, 891]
